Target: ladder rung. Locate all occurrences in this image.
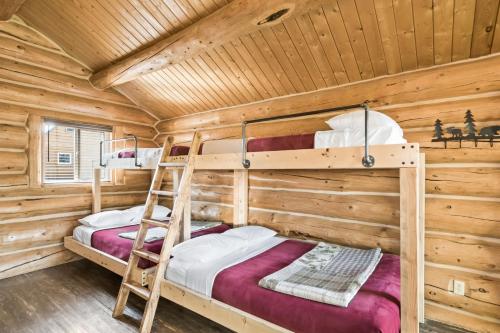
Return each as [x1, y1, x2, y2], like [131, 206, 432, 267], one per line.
[142, 218, 171, 228]
[151, 190, 178, 196]
[132, 249, 160, 264]
[158, 162, 186, 168]
[124, 282, 151, 300]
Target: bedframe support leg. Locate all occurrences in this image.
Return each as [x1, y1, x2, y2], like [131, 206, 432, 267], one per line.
[400, 166, 420, 333]
[92, 168, 101, 214]
[233, 169, 248, 226]
[418, 154, 425, 323]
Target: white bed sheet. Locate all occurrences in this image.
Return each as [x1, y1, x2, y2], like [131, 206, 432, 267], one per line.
[73, 221, 222, 246]
[104, 148, 162, 160]
[201, 139, 244, 155]
[103, 148, 162, 169]
[73, 225, 101, 246]
[166, 236, 286, 297]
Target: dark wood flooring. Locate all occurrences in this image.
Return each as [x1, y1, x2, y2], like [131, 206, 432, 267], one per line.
[0, 260, 472, 333]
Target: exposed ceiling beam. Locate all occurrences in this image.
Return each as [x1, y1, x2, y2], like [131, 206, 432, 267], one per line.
[90, 0, 328, 90]
[0, 0, 26, 21]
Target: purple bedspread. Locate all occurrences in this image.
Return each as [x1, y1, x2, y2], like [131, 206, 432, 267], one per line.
[91, 224, 230, 268]
[212, 240, 400, 333]
[247, 133, 315, 152]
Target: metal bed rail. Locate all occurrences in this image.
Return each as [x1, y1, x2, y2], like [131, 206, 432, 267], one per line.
[99, 134, 142, 168]
[241, 103, 375, 168]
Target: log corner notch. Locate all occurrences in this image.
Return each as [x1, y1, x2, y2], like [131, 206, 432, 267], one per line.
[89, 0, 327, 90]
[0, 0, 27, 21]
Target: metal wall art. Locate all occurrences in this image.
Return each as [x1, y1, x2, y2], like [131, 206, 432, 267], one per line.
[432, 110, 499, 148]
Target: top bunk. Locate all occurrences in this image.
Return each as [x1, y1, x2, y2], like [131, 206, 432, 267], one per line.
[101, 103, 421, 171]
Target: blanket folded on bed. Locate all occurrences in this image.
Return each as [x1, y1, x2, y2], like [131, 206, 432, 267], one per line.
[258, 242, 382, 307]
[118, 221, 223, 243]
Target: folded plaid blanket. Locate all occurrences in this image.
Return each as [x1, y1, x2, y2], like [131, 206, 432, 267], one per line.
[258, 242, 382, 307]
[118, 221, 222, 243]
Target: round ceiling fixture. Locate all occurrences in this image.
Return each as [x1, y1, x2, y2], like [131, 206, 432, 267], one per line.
[257, 8, 290, 25]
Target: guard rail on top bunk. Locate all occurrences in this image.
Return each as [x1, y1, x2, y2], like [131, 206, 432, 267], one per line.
[163, 102, 425, 333]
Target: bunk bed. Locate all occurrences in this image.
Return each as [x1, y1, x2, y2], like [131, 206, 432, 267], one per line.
[64, 135, 229, 286]
[64, 104, 424, 333]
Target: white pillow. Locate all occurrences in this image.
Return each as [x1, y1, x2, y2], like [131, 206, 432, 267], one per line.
[171, 234, 245, 263]
[223, 226, 277, 242]
[325, 110, 399, 131]
[125, 205, 171, 223]
[314, 126, 406, 149]
[79, 210, 134, 229]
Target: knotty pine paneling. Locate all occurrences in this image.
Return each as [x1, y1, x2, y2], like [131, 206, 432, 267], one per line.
[157, 55, 500, 333]
[17, 0, 500, 119]
[0, 20, 155, 280]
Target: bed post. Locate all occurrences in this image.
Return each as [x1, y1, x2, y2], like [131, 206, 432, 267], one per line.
[418, 153, 426, 323]
[233, 169, 248, 226]
[92, 167, 101, 214]
[400, 165, 420, 333]
[183, 184, 192, 241]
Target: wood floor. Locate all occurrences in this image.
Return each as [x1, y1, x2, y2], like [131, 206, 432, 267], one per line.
[0, 260, 472, 333]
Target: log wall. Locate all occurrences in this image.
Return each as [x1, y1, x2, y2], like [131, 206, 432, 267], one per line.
[157, 55, 500, 332]
[0, 18, 157, 280]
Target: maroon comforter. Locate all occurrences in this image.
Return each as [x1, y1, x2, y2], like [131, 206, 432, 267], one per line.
[90, 224, 230, 268]
[212, 240, 400, 333]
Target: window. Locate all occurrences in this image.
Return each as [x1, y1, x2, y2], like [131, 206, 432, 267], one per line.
[42, 119, 112, 183]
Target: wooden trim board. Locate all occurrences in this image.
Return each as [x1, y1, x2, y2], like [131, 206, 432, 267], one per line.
[167, 143, 420, 170]
[159, 279, 291, 333]
[63, 236, 154, 286]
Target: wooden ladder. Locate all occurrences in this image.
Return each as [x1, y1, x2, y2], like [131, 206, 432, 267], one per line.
[112, 133, 201, 333]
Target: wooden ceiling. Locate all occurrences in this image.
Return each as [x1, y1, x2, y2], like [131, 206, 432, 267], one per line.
[18, 0, 500, 120]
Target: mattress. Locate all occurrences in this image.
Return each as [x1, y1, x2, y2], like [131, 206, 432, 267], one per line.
[166, 237, 286, 296]
[73, 223, 230, 268]
[211, 240, 401, 333]
[170, 134, 315, 157]
[170, 138, 242, 156]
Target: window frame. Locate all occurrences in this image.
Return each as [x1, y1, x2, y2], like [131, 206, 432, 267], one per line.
[41, 118, 113, 185]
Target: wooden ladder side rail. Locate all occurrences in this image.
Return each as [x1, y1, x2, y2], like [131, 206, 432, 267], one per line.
[112, 135, 174, 318]
[112, 133, 202, 333]
[139, 132, 201, 332]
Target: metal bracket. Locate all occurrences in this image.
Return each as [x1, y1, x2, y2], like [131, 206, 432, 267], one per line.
[240, 103, 376, 168]
[241, 122, 251, 168]
[361, 103, 375, 168]
[100, 134, 142, 168]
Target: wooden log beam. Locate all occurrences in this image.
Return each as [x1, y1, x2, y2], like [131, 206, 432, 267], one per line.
[0, 0, 26, 21]
[0, 81, 156, 125]
[89, 0, 329, 89]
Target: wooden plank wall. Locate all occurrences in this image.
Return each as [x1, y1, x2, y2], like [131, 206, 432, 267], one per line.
[156, 55, 500, 333]
[0, 18, 157, 280]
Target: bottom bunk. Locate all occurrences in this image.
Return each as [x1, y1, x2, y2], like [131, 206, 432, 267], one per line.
[160, 235, 400, 333]
[64, 222, 230, 285]
[65, 227, 401, 333]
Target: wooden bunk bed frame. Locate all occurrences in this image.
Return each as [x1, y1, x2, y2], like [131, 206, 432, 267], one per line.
[64, 106, 425, 333]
